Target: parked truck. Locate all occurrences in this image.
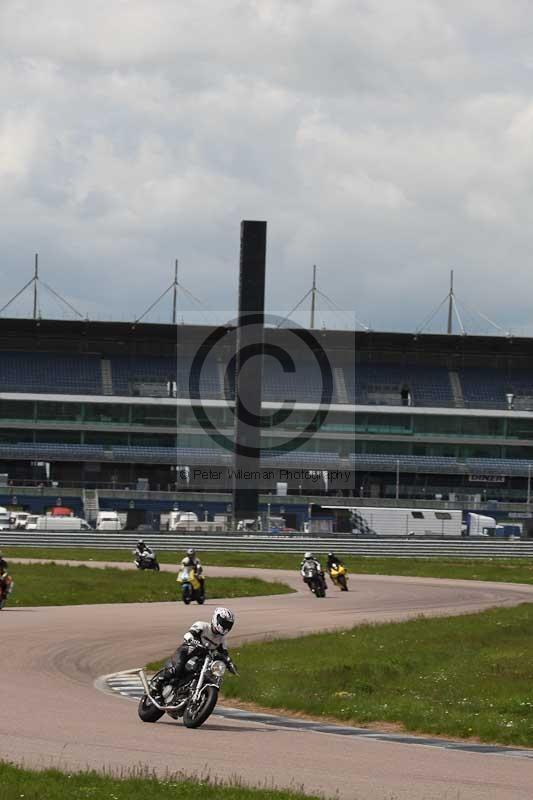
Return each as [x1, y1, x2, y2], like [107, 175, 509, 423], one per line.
[466, 512, 496, 536]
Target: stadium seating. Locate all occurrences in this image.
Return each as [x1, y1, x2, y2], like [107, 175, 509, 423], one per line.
[7, 349, 533, 414]
[354, 363, 453, 407]
[348, 451, 533, 477]
[344, 365, 355, 403]
[110, 356, 221, 399]
[0, 352, 102, 394]
[459, 367, 533, 410]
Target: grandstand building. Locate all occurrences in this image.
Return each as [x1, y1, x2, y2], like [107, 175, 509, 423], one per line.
[1, 317, 533, 527]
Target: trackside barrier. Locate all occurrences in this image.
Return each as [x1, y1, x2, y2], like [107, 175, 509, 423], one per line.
[2, 532, 533, 558]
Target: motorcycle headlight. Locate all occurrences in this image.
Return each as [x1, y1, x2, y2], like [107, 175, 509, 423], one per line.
[210, 660, 226, 678]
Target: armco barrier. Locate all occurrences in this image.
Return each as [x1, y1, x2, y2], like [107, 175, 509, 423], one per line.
[2, 531, 533, 558]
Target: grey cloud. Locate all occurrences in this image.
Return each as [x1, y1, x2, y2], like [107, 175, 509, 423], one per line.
[2, 1, 533, 334]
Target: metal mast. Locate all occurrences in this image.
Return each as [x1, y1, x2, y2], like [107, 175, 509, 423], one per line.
[33, 253, 39, 319]
[447, 270, 454, 334]
[133, 259, 207, 325]
[310, 264, 317, 329]
[172, 259, 178, 325]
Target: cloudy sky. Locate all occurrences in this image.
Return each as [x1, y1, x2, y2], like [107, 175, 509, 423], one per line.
[1, 0, 533, 333]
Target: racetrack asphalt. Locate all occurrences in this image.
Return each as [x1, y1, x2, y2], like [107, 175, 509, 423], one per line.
[2, 558, 533, 799]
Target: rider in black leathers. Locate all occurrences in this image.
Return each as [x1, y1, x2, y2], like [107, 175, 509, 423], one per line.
[326, 552, 344, 572]
[151, 607, 237, 704]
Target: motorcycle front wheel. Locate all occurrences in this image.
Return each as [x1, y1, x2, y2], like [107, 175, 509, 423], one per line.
[138, 695, 165, 723]
[183, 686, 218, 728]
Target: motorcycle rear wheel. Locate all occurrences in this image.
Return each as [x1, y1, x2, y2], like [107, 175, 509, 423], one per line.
[138, 695, 165, 723]
[183, 686, 218, 728]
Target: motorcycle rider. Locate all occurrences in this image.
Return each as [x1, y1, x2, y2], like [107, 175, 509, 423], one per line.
[151, 607, 237, 704]
[0, 551, 7, 573]
[181, 548, 205, 596]
[134, 539, 155, 568]
[300, 551, 324, 586]
[326, 552, 344, 573]
[0, 567, 14, 609]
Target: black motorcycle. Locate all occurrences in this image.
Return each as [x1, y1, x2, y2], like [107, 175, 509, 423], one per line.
[137, 647, 236, 729]
[303, 564, 327, 598]
[133, 551, 160, 571]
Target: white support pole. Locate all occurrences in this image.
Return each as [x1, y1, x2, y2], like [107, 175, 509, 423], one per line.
[395, 459, 400, 501]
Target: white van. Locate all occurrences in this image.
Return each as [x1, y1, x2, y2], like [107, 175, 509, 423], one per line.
[96, 511, 122, 531]
[11, 511, 30, 530]
[27, 516, 92, 531]
[167, 511, 198, 531]
[0, 506, 10, 530]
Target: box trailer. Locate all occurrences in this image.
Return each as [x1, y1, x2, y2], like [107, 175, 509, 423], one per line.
[317, 505, 463, 537]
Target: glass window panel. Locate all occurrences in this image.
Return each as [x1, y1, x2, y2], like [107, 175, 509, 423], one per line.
[132, 405, 176, 427]
[36, 402, 82, 422]
[84, 403, 129, 424]
[0, 428, 33, 443]
[35, 430, 80, 443]
[0, 400, 34, 421]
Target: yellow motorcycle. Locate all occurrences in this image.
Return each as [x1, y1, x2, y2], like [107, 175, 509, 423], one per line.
[328, 563, 348, 591]
[177, 567, 205, 605]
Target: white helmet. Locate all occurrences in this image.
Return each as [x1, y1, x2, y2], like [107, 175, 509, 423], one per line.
[304, 551, 314, 559]
[211, 607, 235, 635]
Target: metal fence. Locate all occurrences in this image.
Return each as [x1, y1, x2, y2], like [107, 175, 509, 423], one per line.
[2, 531, 533, 558]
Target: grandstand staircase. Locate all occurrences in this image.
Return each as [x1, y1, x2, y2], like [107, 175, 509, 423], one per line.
[82, 489, 100, 524]
[334, 367, 349, 404]
[219, 360, 232, 400]
[101, 359, 113, 395]
[449, 370, 465, 408]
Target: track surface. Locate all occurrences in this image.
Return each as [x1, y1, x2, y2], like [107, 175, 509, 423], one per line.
[2, 559, 533, 799]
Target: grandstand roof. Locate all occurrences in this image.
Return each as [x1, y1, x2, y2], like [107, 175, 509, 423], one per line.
[0, 316, 354, 358]
[0, 316, 532, 366]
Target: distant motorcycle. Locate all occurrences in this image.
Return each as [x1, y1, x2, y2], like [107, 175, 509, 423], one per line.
[133, 551, 160, 571]
[138, 645, 236, 728]
[0, 572, 14, 610]
[302, 564, 327, 598]
[329, 563, 348, 591]
[177, 567, 205, 604]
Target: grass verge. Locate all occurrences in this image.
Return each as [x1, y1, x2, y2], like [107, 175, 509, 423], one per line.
[0, 762, 320, 800]
[4, 546, 533, 584]
[218, 603, 533, 747]
[4, 563, 293, 607]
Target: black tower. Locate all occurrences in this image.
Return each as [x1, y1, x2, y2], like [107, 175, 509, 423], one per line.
[232, 220, 267, 524]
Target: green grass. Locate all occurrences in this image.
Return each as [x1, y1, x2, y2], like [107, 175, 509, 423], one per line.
[220, 603, 533, 746]
[5, 563, 293, 607]
[4, 546, 533, 584]
[0, 762, 321, 800]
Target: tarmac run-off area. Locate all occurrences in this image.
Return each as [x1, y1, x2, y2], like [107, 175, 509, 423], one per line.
[2, 558, 533, 799]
